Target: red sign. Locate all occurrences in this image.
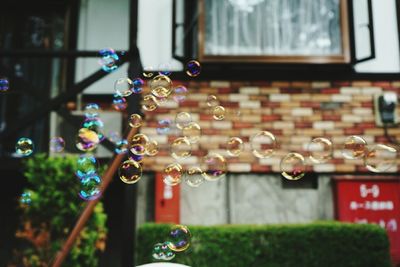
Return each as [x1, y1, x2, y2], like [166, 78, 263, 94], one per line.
[335, 179, 400, 264]
[155, 173, 180, 224]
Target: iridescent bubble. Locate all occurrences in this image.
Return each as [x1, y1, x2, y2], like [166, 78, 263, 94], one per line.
[171, 137, 192, 159]
[226, 137, 244, 157]
[78, 173, 101, 201]
[167, 225, 191, 252]
[163, 163, 184, 186]
[182, 122, 201, 143]
[82, 117, 104, 134]
[307, 137, 333, 164]
[130, 144, 146, 156]
[129, 113, 142, 128]
[119, 159, 142, 184]
[75, 154, 98, 179]
[251, 131, 277, 158]
[115, 139, 129, 154]
[98, 48, 119, 72]
[342, 135, 367, 160]
[142, 66, 154, 78]
[280, 152, 306, 181]
[114, 77, 133, 97]
[173, 85, 188, 103]
[158, 62, 172, 76]
[157, 118, 173, 135]
[185, 60, 201, 77]
[201, 153, 227, 181]
[20, 191, 32, 205]
[49, 137, 65, 153]
[207, 95, 219, 107]
[15, 138, 34, 156]
[132, 78, 144, 94]
[108, 131, 121, 143]
[152, 242, 175, 261]
[145, 140, 159, 156]
[185, 167, 205, 187]
[0, 78, 9, 92]
[76, 128, 100, 152]
[142, 94, 159, 112]
[150, 74, 173, 98]
[131, 133, 150, 148]
[112, 94, 128, 111]
[84, 103, 100, 118]
[365, 144, 397, 173]
[175, 112, 192, 130]
[128, 150, 144, 163]
[213, 105, 226, 120]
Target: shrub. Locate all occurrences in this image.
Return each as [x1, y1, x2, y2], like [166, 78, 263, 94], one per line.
[9, 154, 107, 267]
[137, 222, 391, 267]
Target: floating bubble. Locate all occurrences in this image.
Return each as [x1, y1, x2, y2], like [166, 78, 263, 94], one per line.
[112, 94, 128, 111]
[79, 173, 101, 201]
[185, 60, 201, 77]
[99, 48, 119, 72]
[175, 112, 192, 130]
[365, 144, 397, 173]
[173, 85, 188, 103]
[132, 78, 144, 94]
[342, 135, 367, 160]
[152, 242, 176, 261]
[207, 95, 219, 107]
[84, 103, 100, 118]
[130, 144, 146, 156]
[163, 163, 184, 186]
[201, 153, 227, 181]
[226, 137, 244, 157]
[115, 139, 129, 154]
[128, 151, 144, 163]
[119, 159, 142, 184]
[129, 114, 142, 128]
[167, 225, 191, 252]
[76, 128, 100, 152]
[307, 137, 333, 164]
[0, 78, 9, 92]
[158, 63, 172, 76]
[142, 66, 154, 78]
[185, 167, 205, 187]
[157, 118, 173, 135]
[251, 131, 277, 158]
[108, 131, 121, 143]
[15, 138, 34, 156]
[142, 94, 159, 112]
[171, 137, 192, 159]
[150, 74, 173, 98]
[75, 154, 98, 179]
[213, 105, 226, 120]
[182, 122, 201, 143]
[145, 140, 159, 156]
[20, 191, 32, 205]
[82, 117, 104, 134]
[49, 137, 65, 153]
[131, 133, 150, 147]
[114, 77, 133, 97]
[280, 152, 306, 181]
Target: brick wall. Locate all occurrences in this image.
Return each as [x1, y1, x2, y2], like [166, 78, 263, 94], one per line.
[140, 80, 400, 174]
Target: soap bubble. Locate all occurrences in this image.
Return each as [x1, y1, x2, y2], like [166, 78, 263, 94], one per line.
[307, 137, 333, 164]
[157, 118, 173, 135]
[226, 137, 244, 157]
[108, 131, 121, 143]
[130, 144, 146, 156]
[142, 66, 154, 78]
[201, 153, 227, 181]
[114, 77, 133, 97]
[167, 225, 191, 252]
[251, 131, 277, 158]
[75, 154, 98, 179]
[152, 242, 175, 261]
[129, 113, 142, 128]
[150, 74, 173, 98]
[76, 128, 100, 152]
[185, 167, 205, 187]
[182, 122, 201, 143]
[84, 103, 100, 118]
[171, 137, 192, 159]
[119, 159, 142, 184]
[185, 60, 201, 77]
[79, 173, 101, 201]
[142, 94, 159, 112]
[112, 94, 128, 111]
[163, 163, 184, 186]
[207, 95, 219, 107]
[99, 48, 119, 72]
[365, 144, 397, 173]
[342, 135, 367, 159]
[15, 138, 34, 156]
[145, 140, 159, 156]
[173, 85, 188, 103]
[158, 63, 172, 76]
[0, 78, 9, 92]
[115, 139, 129, 154]
[280, 152, 306, 180]
[82, 117, 104, 134]
[175, 112, 192, 130]
[20, 191, 32, 205]
[213, 106, 226, 120]
[132, 78, 144, 94]
[49, 137, 65, 153]
[131, 133, 150, 147]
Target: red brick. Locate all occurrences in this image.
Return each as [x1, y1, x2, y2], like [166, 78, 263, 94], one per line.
[262, 115, 281, 122]
[295, 122, 313, 128]
[218, 87, 233, 94]
[220, 101, 239, 108]
[280, 87, 303, 94]
[372, 81, 392, 88]
[252, 164, 271, 173]
[200, 114, 214, 121]
[322, 114, 341, 121]
[357, 122, 376, 129]
[252, 81, 271, 86]
[344, 128, 364, 135]
[321, 88, 340, 94]
[261, 101, 281, 108]
[233, 122, 254, 128]
[375, 136, 390, 143]
[332, 81, 351, 87]
[361, 102, 373, 108]
[300, 101, 320, 108]
[291, 81, 311, 88]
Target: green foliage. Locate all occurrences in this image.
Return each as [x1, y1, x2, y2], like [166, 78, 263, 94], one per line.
[137, 222, 391, 267]
[10, 154, 107, 267]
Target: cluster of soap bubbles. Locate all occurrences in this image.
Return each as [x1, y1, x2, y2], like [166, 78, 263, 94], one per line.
[152, 225, 191, 261]
[0, 77, 9, 92]
[75, 154, 102, 201]
[98, 48, 120, 72]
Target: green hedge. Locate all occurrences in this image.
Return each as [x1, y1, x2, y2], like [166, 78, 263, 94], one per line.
[137, 222, 391, 267]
